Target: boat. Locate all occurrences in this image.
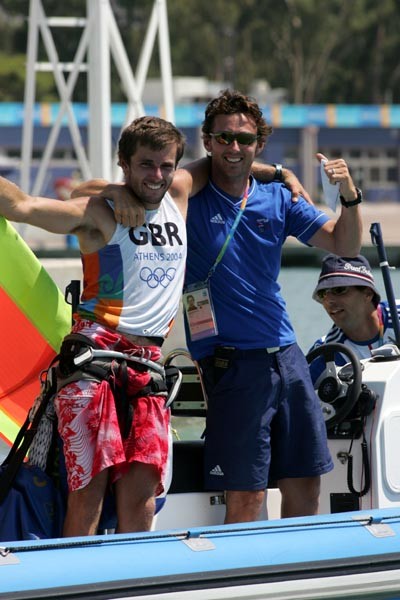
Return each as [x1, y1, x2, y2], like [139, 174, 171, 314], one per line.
[3, 0, 400, 592]
[3, 336, 400, 599]
[2, 224, 400, 599]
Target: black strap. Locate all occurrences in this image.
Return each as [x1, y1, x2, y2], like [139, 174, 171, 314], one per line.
[0, 366, 58, 505]
[111, 359, 133, 439]
[58, 333, 97, 377]
[64, 280, 81, 325]
[347, 429, 371, 498]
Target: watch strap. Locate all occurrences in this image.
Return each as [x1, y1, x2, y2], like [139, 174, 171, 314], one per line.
[272, 163, 283, 182]
[340, 187, 362, 207]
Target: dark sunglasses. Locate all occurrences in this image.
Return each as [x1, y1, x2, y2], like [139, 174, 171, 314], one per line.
[316, 286, 350, 301]
[209, 132, 259, 146]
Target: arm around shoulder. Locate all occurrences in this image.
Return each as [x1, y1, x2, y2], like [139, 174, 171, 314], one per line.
[73, 179, 146, 229]
[71, 178, 116, 199]
[251, 161, 313, 204]
[174, 157, 210, 198]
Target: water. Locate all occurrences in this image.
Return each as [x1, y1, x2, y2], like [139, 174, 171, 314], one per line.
[2, 265, 400, 456]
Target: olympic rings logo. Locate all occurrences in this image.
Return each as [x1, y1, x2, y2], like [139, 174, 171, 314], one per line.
[139, 267, 176, 288]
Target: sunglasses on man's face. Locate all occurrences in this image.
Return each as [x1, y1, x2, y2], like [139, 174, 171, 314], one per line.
[316, 286, 351, 301]
[209, 132, 259, 146]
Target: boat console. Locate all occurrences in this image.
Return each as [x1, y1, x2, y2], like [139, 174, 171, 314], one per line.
[312, 342, 400, 514]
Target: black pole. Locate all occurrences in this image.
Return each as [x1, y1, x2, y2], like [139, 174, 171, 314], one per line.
[370, 222, 400, 347]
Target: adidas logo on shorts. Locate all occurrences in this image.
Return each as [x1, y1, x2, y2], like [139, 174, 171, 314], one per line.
[209, 464, 224, 476]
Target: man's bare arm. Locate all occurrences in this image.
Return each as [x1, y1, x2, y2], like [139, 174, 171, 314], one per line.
[0, 176, 115, 256]
[71, 179, 114, 199]
[175, 158, 309, 202]
[72, 179, 145, 228]
[0, 176, 91, 233]
[174, 157, 211, 198]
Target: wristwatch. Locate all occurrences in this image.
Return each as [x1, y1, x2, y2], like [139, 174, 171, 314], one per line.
[340, 187, 363, 207]
[272, 163, 283, 182]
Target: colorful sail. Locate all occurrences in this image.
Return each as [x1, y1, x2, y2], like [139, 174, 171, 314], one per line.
[0, 217, 71, 445]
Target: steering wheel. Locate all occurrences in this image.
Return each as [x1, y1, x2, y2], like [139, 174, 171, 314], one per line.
[306, 342, 362, 429]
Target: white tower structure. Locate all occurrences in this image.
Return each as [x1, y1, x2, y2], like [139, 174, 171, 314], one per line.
[21, 0, 174, 195]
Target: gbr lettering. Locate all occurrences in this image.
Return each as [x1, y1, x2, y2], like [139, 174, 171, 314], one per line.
[129, 222, 183, 246]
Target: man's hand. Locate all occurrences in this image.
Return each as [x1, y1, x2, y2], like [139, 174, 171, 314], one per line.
[281, 167, 313, 205]
[72, 179, 145, 228]
[316, 153, 358, 202]
[105, 183, 145, 228]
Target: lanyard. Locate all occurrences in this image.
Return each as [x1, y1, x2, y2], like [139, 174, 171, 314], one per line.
[205, 185, 249, 283]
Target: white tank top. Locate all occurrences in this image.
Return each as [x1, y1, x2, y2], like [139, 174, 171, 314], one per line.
[78, 192, 186, 338]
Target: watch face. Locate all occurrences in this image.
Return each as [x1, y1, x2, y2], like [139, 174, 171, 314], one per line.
[273, 164, 283, 181]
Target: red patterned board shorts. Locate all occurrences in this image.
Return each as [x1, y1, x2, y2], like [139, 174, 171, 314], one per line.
[54, 320, 170, 494]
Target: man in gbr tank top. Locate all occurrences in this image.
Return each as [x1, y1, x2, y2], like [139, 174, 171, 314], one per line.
[0, 116, 209, 537]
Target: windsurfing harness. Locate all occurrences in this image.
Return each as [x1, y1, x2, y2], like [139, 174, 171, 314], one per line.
[55, 332, 182, 438]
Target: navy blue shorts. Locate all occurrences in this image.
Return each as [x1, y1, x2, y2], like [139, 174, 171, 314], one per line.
[199, 343, 333, 491]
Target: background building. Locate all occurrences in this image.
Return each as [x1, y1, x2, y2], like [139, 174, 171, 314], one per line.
[1, 92, 399, 203]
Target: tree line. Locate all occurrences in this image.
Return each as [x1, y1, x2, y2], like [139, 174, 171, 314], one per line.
[1, 0, 400, 104]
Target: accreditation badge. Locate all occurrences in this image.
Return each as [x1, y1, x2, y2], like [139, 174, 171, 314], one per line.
[183, 282, 218, 341]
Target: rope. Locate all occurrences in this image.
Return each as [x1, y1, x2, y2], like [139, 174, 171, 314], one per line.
[3, 512, 400, 556]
